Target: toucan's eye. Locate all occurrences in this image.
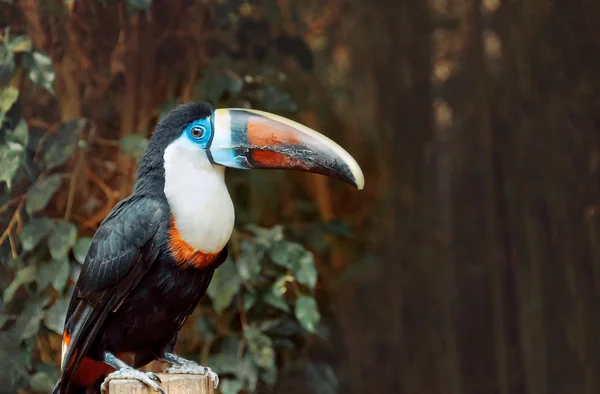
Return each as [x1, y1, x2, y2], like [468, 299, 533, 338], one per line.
[190, 126, 205, 139]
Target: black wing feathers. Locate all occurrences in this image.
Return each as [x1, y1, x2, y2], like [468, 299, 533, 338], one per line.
[56, 196, 167, 394]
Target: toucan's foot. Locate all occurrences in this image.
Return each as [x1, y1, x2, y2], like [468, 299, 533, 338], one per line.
[100, 367, 164, 394]
[162, 352, 219, 389]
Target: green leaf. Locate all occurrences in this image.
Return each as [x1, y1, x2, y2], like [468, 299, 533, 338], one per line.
[44, 297, 69, 334]
[0, 118, 28, 188]
[30, 371, 55, 393]
[207, 257, 241, 313]
[295, 295, 320, 333]
[0, 143, 23, 188]
[0, 332, 30, 391]
[119, 135, 149, 159]
[73, 237, 93, 264]
[236, 240, 264, 281]
[207, 353, 239, 375]
[22, 50, 55, 94]
[9, 35, 31, 53]
[243, 291, 256, 311]
[26, 173, 62, 214]
[246, 225, 283, 248]
[10, 118, 29, 146]
[37, 258, 70, 292]
[261, 365, 278, 386]
[263, 275, 291, 312]
[0, 42, 15, 88]
[48, 221, 77, 259]
[0, 86, 18, 124]
[220, 379, 243, 394]
[20, 217, 55, 251]
[243, 327, 275, 370]
[43, 118, 86, 170]
[3, 265, 37, 303]
[306, 362, 338, 394]
[269, 241, 317, 290]
[14, 295, 50, 341]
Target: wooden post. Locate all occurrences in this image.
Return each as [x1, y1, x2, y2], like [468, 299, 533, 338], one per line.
[107, 374, 215, 394]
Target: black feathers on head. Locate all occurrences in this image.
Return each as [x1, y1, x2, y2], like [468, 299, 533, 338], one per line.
[133, 101, 214, 195]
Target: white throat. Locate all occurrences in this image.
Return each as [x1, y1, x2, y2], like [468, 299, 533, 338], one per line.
[163, 136, 235, 253]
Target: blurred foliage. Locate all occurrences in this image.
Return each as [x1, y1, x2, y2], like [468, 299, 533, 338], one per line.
[0, 1, 345, 393]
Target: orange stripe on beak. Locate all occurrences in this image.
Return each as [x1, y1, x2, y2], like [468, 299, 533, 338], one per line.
[247, 116, 301, 146]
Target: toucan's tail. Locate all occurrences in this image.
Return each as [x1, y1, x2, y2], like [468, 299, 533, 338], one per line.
[55, 298, 114, 394]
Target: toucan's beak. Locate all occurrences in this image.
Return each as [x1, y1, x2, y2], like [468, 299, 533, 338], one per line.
[209, 109, 364, 189]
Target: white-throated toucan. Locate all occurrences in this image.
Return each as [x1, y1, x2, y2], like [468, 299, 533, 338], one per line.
[53, 102, 364, 394]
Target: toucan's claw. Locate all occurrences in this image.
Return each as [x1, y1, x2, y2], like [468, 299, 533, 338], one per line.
[100, 367, 165, 394]
[162, 352, 219, 389]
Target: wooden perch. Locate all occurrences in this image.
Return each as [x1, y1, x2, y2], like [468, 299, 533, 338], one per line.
[106, 374, 215, 394]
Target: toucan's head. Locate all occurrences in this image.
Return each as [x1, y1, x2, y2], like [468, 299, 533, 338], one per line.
[139, 102, 364, 190]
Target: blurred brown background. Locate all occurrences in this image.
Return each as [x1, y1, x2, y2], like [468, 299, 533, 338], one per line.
[2, 0, 600, 393]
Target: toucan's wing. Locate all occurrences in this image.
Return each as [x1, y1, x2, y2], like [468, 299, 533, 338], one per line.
[54, 195, 168, 394]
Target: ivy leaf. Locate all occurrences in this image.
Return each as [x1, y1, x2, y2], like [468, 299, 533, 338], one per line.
[119, 135, 149, 159]
[20, 217, 55, 251]
[243, 291, 256, 311]
[0, 332, 30, 391]
[26, 173, 62, 214]
[244, 327, 275, 370]
[73, 237, 93, 264]
[14, 295, 50, 341]
[207, 257, 241, 313]
[0, 42, 15, 88]
[306, 362, 338, 394]
[43, 118, 86, 170]
[3, 265, 37, 303]
[220, 379, 243, 394]
[0, 119, 28, 188]
[0, 142, 23, 188]
[263, 275, 291, 312]
[9, 35, 32, 53]
[261, 365, 278, 386]
[236, 240, 264, 281]
[295, 295, 320, 333]
[0, 86, 18, 124]
[44, 297, 69, 334]
[30, 371, 55, 393]
[207, 353, 239, 375]
[10, 118, 29, 146]
[246, 225, 283, 248]
[48, 221, 77, 260]
[37, 258, 70, 292]
[269, 241, 317, 290]
[22, 50, 55, 94]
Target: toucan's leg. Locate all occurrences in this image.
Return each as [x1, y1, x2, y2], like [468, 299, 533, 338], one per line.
[100, 352, 164, 394]
[160, 352, 219, 389]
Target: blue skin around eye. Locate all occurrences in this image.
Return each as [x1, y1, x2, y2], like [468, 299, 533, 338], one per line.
[182, 117, 212, 149]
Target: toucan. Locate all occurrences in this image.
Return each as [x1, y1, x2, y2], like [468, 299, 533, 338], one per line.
[53, 102, 364, 394]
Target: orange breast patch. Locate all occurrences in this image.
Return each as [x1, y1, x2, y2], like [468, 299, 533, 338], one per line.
[168, 219, 221, 269]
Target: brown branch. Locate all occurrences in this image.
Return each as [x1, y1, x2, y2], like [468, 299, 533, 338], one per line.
[0, 199, 25, 255]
